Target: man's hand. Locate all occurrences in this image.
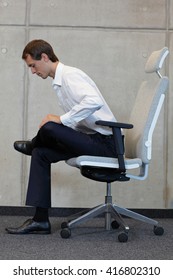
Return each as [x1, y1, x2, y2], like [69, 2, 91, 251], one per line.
[39, 114, 62, 128]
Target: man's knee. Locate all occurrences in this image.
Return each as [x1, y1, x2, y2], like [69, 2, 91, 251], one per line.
[32, 147, 53, 163]
[39, 122, 62, 144]
[40, 121, 57, 136]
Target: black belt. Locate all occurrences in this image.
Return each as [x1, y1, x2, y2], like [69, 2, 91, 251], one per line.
[89, 133, 113, 140]
[100, 134, 113, 139]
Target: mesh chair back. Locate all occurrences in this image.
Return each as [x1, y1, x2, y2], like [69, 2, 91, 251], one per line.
[125, 76, 168, 163]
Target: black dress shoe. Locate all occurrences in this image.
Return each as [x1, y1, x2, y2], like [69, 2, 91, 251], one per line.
[5, 219, 51, 234]
[14, 140, 33, 156]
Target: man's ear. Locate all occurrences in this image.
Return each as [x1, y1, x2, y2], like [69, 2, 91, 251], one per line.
[41, 53, 49, 62]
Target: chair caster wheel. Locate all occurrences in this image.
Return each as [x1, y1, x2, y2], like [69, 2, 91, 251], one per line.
[153, 226, 164, 236]
[60, 228, 71, 239]
[111, 220, 120, 229]
[118, 231, 128, 242]
[61, 222, 68, 229]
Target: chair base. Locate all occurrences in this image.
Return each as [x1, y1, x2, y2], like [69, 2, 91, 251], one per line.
[60, 189, 164, 242]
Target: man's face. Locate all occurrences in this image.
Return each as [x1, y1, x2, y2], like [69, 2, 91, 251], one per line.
[25, 54, 50, 79]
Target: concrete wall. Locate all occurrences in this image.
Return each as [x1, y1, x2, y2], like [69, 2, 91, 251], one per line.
[0, 0, 172, 209]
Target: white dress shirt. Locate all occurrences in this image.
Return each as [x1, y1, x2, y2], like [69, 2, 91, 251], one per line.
[52, 62, 116, 135]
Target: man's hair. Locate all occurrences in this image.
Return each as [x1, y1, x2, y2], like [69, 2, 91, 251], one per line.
[22, 39, 59, 62]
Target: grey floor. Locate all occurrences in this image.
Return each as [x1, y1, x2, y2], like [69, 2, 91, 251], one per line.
[0, 215, 172, 260]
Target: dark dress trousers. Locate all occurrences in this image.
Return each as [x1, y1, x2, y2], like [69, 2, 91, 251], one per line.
[26, 121, 116, 208]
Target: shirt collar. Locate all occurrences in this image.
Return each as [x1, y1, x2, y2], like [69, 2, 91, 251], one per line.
[52, 62, 64, 89]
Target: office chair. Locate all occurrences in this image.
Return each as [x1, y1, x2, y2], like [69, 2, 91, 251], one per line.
[60, 47, 169, 242]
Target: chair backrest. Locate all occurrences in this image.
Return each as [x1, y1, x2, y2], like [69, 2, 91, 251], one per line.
[125, 47, 169, 164]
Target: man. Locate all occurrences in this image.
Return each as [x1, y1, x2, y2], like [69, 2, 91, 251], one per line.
[6, 39, 117, 234]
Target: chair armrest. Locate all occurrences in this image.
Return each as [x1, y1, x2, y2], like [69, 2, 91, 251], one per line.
[95, 120, 133, 172]
[95, 120, 133, 129]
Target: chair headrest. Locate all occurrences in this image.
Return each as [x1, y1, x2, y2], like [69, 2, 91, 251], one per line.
[145, 47, 169, 73]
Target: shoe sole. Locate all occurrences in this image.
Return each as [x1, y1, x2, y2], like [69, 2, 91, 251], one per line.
[6, 229, 51, 235]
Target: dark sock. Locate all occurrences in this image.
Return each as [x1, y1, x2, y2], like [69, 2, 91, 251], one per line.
[33, 207, 49, 222]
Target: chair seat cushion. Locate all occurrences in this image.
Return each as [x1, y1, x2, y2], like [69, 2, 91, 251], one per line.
[66, 156, 142, 170]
